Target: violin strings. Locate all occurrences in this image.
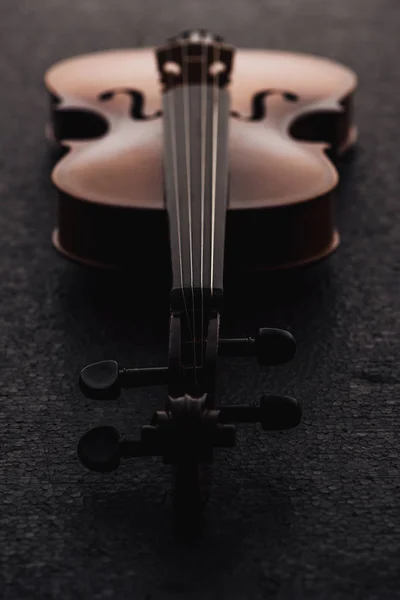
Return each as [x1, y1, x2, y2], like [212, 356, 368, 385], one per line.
[200, 35, 207, 372]
[168, 32, 223, 393]
[167, 40, 193, 355]
[210, 38, 221, 298]
[181, 37, 197, 386]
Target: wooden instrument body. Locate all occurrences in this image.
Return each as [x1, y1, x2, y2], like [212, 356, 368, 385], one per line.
[45, 47, 357, 272]
[49, 33, 359, 522]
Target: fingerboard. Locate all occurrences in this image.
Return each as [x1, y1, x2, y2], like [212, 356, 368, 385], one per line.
[162, 84, 230, 305]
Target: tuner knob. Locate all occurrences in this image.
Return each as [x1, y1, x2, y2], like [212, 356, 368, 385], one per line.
[255, 328, 296, 365]
[80, 360, 120, 400]
[259, 395, 302, 430]
[77, 426, 121, 472]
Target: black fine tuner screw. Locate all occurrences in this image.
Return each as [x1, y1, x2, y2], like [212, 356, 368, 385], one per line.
[218, 397, 301, 430]
[255, 328, 296, 365]
[218, 328, 296, 365]
[77, 426, 121, 473]
[80, 360, 121, 400]
[259, 395, 302, 430]
[79, 360, 170, 400]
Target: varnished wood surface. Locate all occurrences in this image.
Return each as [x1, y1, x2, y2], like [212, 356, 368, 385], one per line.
[45, 48, 356, 269]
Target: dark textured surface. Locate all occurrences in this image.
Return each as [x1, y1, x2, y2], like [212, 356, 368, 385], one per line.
[1, 1, 400, 598]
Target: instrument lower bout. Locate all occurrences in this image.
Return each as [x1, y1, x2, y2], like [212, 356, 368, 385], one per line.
[51, 191, 340, 273]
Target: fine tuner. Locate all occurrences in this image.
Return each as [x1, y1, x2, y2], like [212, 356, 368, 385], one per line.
[44, 28, 357, 531]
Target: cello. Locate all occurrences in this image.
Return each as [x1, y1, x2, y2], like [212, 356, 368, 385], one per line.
[44, 29, 357, 531]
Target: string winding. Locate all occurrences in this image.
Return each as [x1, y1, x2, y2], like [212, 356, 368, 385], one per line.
[181, 37, 197, 386]
[200, 34, 207, 373]
[167, 39, 193, 373]
[168, 32, 223, 391]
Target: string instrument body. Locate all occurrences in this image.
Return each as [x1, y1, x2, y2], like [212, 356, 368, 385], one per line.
[44, 32, 358, 533]
[45, 46, 357, 274]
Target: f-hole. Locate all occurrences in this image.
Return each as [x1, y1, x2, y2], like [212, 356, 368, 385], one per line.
[99, 88, 162, 120]
[232, 89, 298, 121]
[289, 97, 350, 153]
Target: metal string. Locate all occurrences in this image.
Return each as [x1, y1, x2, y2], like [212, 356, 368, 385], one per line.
[181, 37, 197, 386]
[167, 39, 193, 357]
[210, 38, 221, 297]
[200, 33, 208, 372]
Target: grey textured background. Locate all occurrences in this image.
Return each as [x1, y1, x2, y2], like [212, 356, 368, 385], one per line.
[1, 0, 399, 598]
